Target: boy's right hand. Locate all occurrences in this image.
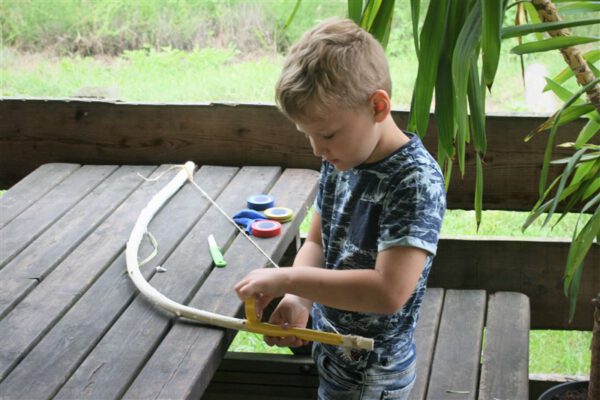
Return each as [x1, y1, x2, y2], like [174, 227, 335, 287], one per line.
[265, 295, 311, 348]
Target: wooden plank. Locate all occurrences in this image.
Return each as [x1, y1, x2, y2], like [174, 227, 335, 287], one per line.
[426, 290, 486, 400]
[0, 163, 80, 229]
[0, 166, 238, 399]
[0, 164, 167, 381]
[430, 236, 598, 330]
[0, 99, 588, 211]
[0, 164, 117, 268]
[479, 292, 530, 400]
[55, 166, 283, 400]
[123, 168, 319, 400]
[411, 288, 444, 400]
[0, 165, 150, 319]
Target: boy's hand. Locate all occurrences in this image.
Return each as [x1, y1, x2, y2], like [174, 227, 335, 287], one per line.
[235, 268, 289, 324]
[235, 268, 289, 303]
[264, 295, 311, 348]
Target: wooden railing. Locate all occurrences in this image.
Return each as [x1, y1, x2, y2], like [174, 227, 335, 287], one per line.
[0, 99, 597, 330]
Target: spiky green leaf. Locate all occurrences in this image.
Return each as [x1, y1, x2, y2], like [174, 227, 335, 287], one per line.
[348, 0, 363, 23]
[452, 2, 482, 176]
[369, 0, 395, 48]
[576, 116, 600, 147]
[408, 0, 450, 136]
[559, 1, 600, 15]
[284, 0, 303, 30]
[411, 0, 420, 58]
[564, 204, 600, 322]
[501, 18, 600, 38]
[511, 36, 600, 55]
[482, 0, 503, 88]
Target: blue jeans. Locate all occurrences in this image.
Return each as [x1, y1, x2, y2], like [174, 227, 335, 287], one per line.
[313, 343, 416, 400]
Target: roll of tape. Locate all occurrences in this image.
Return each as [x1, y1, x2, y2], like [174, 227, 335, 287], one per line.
[251, 220, 281, 238]
[264, 207, 293, 222]
[247, 194, 275, 211]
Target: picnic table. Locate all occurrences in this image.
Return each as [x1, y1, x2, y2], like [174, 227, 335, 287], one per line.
[0, 162, 530, 400]
[0, 163, 318, 399]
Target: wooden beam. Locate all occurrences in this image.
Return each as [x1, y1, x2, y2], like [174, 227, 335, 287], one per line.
[0, 99, 588, 211]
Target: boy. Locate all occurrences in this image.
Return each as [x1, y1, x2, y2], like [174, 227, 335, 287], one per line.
[235, 18, 445, 399]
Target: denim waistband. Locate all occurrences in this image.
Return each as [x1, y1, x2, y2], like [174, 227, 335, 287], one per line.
[366, 341, 416, 369]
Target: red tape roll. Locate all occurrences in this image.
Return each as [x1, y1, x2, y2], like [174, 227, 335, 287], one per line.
[251, 220, 281, 238]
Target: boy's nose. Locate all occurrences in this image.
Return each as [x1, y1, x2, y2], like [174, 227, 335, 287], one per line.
[310, 138, 325, 157]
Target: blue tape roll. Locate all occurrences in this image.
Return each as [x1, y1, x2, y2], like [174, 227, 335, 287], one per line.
[247, 194, 275, 211]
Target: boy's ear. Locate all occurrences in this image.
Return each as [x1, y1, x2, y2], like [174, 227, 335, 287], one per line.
[369, 90, 391, 122]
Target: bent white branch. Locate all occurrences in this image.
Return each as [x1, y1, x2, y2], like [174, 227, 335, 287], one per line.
[126, 161, 373, 350]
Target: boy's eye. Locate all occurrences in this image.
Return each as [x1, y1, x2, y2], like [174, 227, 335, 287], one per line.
[322, 133, 335, 140]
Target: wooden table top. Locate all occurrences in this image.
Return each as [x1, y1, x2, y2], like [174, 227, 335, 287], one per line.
[0, 163, 318, 399]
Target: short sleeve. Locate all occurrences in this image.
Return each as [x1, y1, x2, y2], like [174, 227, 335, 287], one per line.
[378, 166, 446, 255]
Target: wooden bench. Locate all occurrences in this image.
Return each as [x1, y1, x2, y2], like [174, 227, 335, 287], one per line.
[204, 289, 530, 400]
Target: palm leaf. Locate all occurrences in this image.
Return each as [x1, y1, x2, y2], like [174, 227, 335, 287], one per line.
[435, 55, 456, 160]
[481, 0, 503, 89]
[348, 0, 363, 23]
[576, 116, 600, 147]
[468, 56, 487, 155]
[511, 36, 600, 55]
[583, 175, 600, 200]
[408, 0, 450, 137]
[284, 0, 303, 30]
[544, 147, 588, 225]
[501, 18, 600, 38]
[564, 203, 600, 322]
[474, 152, 484, 230]
[559, 1, 600, 15]
[536, 78, 600, 196]
[360, 0, 381, 32]
[526, 103, 597, 140]
[543, 77, 585, 104]
[369, 0, 395, 48]
[411, 0, 420, 58]
[522, 2, 546, 42]
[452, 2, 482, 177]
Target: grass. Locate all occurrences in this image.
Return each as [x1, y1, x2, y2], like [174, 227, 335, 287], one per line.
[1, 0, 595, 377]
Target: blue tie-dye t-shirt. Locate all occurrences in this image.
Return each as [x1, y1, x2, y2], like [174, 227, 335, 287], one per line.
[311, 132, 446, 369]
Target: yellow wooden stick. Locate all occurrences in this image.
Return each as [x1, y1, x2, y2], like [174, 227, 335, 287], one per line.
[243, 298, 374, 350]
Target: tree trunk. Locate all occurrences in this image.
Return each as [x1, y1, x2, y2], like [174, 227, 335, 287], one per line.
[590, 294, 600, 399]
[532, 0, 600, 112]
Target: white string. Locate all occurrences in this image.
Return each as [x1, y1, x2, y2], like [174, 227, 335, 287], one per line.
[138, 231, 158, 267]
[183, 168, 338, 332]
[185, 170, 281, 269]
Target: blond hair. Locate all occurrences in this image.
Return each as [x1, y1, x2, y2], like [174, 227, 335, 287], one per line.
[275, 18, 391, 121]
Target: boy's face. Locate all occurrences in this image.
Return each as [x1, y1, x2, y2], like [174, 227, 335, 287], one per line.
[295, 106, 381, 171]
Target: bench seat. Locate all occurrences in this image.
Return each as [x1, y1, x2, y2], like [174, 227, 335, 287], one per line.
[203, 289, 530, 400]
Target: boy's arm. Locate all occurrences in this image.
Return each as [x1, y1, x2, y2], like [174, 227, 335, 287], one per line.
[266, 210, 324, 312]
[236, 212, 427, 315]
